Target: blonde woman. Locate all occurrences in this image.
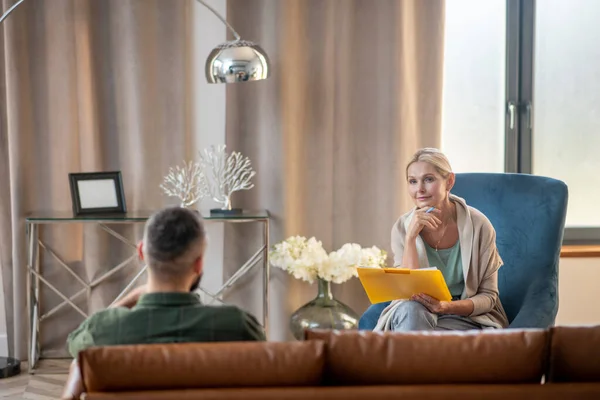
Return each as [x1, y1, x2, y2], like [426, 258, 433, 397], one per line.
[375, 148, 508, 331]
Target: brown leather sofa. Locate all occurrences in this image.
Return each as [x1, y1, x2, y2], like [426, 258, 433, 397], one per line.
[63, 326, 600, 399]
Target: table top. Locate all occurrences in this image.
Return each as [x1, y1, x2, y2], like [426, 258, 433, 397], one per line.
[25, 209, 270, 223]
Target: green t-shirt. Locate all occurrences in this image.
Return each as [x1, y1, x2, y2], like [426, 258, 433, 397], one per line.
[424, 240, 464, 298]
[67, 292, 265, 358]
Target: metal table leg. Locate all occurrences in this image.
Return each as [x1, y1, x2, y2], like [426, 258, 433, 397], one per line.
[263, 219, 270, 338]
[26, 222, 31, 372]
[25, 221, 142, 373]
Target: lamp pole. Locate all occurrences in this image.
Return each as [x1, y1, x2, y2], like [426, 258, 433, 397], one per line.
[0, 0, 24, 380]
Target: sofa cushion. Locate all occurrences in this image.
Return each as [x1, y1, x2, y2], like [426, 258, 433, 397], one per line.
[79, 341, 325, 392]
[305, 329, 548, 384]
[548, 326, 600, 382]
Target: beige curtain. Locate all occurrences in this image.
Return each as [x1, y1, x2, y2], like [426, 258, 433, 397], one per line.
[0, 0, 194, 358]
[224, 0, 445, 340]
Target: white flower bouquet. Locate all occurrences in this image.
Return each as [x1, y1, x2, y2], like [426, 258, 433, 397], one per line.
[269, 236, 387, 284]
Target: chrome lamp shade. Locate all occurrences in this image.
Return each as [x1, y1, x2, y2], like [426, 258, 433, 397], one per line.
[0, 0, 271, 84]
[198, 0, 271, 84]
[206, 40, 270, 84]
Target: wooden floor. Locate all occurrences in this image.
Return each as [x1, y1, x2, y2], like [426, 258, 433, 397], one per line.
[0, 360, 69, 400]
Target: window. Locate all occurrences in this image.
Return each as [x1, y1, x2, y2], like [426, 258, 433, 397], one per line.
[532, 0, 600, 229]
[442, 0, 600, 243]
[441, 0, 506, 173]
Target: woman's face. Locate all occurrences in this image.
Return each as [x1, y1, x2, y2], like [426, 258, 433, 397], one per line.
[407, 161, 452, 209]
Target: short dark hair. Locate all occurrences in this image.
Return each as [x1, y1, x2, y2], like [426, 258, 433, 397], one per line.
[143, 207, 206, 277]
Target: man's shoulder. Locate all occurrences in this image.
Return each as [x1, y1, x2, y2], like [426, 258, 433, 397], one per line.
[78, 307, 132, 332]
[90, 306, 132, 320]
[199, 304, 253, 320]
[67, 307, 133, 357]
[199, 305, 265, 340]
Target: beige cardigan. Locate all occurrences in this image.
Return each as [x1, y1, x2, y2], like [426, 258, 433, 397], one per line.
[376, 194, 508, 330]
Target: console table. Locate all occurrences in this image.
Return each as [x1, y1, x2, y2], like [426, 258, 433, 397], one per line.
[25, 210, 270, 373]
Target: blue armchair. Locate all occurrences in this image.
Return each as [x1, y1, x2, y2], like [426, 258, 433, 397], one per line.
[359, 173, 568, 329]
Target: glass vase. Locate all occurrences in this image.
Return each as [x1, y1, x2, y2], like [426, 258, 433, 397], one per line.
[289, 278, 359, 340]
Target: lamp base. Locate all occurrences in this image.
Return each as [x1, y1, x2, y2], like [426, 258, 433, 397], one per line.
[210, 208, 243, 216]
[0, 357, 20, 379]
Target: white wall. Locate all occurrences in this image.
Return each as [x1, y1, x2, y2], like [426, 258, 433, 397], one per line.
[556, 257, 600, 326]
[192, 0, 227, 299]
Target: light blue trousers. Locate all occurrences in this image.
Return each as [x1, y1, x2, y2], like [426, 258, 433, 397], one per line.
[391, 300, 483, 332]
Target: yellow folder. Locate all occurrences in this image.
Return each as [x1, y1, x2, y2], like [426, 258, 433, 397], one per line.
[356, 267, 452, 304]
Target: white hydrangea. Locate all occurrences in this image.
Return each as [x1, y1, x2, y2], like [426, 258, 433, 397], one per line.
[269, 236, 328, 284]
[360, 245, 388, 269]
[270, 237, 388, 285]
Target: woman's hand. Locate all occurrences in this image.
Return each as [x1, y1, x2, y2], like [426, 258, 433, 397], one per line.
[406, 207, 442, 240]
[411, 293, 450, 314]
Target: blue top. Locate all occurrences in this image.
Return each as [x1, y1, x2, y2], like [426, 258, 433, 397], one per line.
[424, 240, 464, 298]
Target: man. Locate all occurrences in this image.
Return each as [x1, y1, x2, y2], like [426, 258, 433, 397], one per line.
[67, 206, 265, 357]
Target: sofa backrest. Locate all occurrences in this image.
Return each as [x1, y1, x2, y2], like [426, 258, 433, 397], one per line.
[77, 326, 600, 394]
[548, 326, 600, 383]
[79, 341, 325, 393]
[306, 329, 549, 385]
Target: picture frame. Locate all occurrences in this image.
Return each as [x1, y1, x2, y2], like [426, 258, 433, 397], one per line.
[68, 171, 127, 215]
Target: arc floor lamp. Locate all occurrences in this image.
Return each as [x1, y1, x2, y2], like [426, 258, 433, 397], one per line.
[0, 0, 270, 379]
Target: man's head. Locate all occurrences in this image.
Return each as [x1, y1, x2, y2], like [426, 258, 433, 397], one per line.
[138, 207, 206, 290]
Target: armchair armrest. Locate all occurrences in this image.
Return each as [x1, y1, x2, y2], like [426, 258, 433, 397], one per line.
[508, 273, 559, 329]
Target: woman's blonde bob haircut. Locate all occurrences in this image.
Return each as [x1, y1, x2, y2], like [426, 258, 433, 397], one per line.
[406, 148, 453, 179]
